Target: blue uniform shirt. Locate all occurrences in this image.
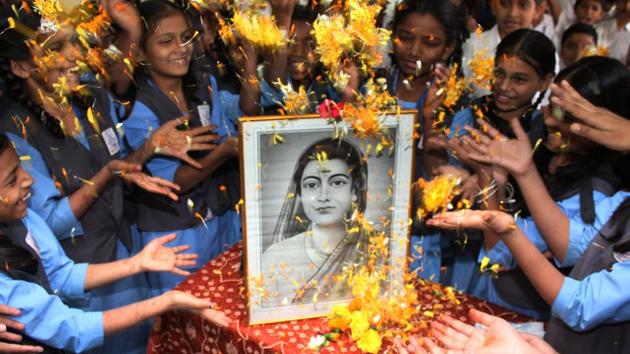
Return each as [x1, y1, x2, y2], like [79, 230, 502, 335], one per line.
[5, 93, 125, 240]
[553, 260, 630, 331]
[0, 210, 103, 352]
[480, 191, 630, 268]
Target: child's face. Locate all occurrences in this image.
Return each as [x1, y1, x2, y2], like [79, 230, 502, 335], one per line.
[493, 55, 550, 113]
[0, 146, 33, 222]
[18, 26, 82, 95]
[493, 0, 539, 36]
[574, 0, 605, 25]
[393, 12, 454, 78]
[141, 12, 194, 80]
[561, 33, 596, 67]
[287, 20, 317, 83]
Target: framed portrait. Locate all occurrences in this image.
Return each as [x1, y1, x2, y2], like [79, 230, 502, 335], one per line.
[240, 111, 416, 325]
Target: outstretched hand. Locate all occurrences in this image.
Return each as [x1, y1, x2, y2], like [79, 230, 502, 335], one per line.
[551, 81, 630, 152]
[165, 291, 233, 328]
[135, 234, 198, 276]
[151, 118, 220, 169]
[427, 210, 517, 236]
[0, 305, 43, 353]
[393, 309, 558, 354]
[119, 171, 181, 201]
[465, 119, 534, 179]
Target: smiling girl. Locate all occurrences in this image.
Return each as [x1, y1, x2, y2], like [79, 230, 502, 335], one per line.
[0, 134, 231, 352]
[451, 56, 629, 319]
[123, 0, 243, 295]
[0, 2, 220, 352]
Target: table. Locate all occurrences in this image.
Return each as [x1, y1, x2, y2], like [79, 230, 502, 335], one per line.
[147, 243, 529, 354]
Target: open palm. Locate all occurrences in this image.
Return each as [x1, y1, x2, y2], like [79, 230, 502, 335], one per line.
[136, 234, 198, 276]
[428, 210, 516, 235]
[466, 119, 534, 178]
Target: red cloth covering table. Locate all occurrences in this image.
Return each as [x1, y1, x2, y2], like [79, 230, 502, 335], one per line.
[147, 243, 530, 354]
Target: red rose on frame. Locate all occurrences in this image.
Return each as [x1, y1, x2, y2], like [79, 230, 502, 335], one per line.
[318, 99, 344, 122]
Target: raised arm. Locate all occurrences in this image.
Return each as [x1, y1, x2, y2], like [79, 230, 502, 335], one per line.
[102, 0, 142, 97]
[264, 0, 296, 87]
[466, 119, 572, 261]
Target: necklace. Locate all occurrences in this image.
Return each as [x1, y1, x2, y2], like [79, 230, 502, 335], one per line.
[304, 231, 332, 261]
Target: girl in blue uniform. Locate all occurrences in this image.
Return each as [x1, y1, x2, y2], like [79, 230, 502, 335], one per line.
[445, 28, 557, 298]
[386, 0, 473, 289]
[449, 56, 630, 320]
[0, 3, 218, 353]
[124, 0, 242, 296]
[0, 133, 231, 353]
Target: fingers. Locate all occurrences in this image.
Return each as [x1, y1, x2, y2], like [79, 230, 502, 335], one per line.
[149, 176, 181, 192]
[187, 124, 216, 137]
[475, 119, 506, 141]
[393, 338, 410, 354]
[154, 233, 177, 246]
[0, 317, 25, 331]
[169, 244, 191, 253]
[0, 306, 20, 317]
[0, 342, 44, 353]
[0, 330, 23, 342]
[200, 308, 233, 328]
[468, 309, 500, 328]
[408, 337, 429, 354]
[178, 154, 204, 170]
[170, 268, 192, 277]
[431, 321, 468, 350]
[463, 126, 492, 145]
[439, 315, 476, 337]
[568, 122, 610, 147]
[509, 118, 529, 141]
[422, 338, 444, 354]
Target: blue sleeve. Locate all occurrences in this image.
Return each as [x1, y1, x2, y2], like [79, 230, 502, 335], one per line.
[479, 192, 618, 269]
[0, 275, 103, 352]
[123, 102, 181, 182]
[557, 191, 630, 267]
[447, 108, 474, 140]
[552, 261, 630, 331]
[6, 133, 83, 239]
[25, 210, 89, 301]
[216, 90, 241, 136]
[259, 79, 284, 109]
[478, 215, 549, 268]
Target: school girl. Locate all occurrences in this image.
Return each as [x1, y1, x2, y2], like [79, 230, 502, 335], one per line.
[0, 132, 230, 352]
[451, 56, 630, 319]
[386, 0, 475, 290]
[0, 3, 215, 353]
[123, 0, 242, 296]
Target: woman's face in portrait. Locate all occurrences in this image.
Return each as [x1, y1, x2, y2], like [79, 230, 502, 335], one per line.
[300, 158, 356, 226]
